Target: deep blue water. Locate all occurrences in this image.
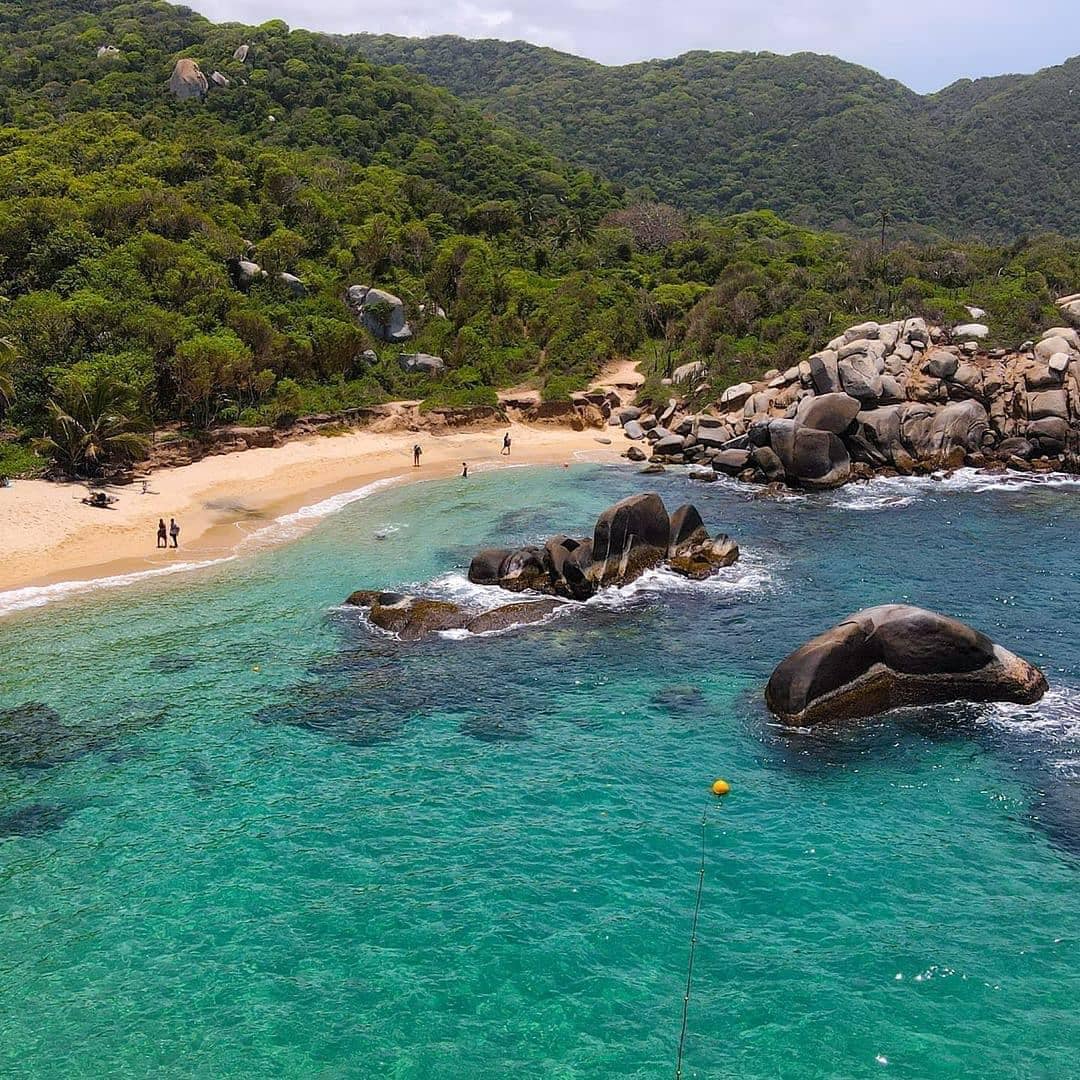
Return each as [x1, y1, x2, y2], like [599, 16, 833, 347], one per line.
[1, 463, 1078, 1077]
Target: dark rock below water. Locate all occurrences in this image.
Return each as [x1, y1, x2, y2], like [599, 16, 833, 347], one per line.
[0, 803, 73, 838]
[765, 605, 1048, 727]
[0, 703, 103, 770]
[651, 684, 706, 712]
[459, 714, 531, 742]
[668, 535, 740, 579]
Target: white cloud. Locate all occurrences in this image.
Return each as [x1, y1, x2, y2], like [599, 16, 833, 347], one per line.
[191, 0, 1076, 92]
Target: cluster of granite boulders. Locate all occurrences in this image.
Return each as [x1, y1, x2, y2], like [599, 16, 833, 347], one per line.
[344, 494, 738, 639]
[630, 317, 1080, 487]
[765, 605, 1047, 727]
[230, 258, 307, 297]
[168, 45, 251, 101]
[468, 493, 738, 600]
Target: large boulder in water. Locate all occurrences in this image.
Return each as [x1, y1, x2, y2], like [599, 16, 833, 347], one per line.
[467, 548, 513, 586]
[344, 591, 466, 640]
[788, 427, 851, 488]
[765, 605, 1047, 727]
[901, 400, 989, 461]
[465, 599, 565, 634]
[668, 504, 708, 553]
[591, 492, 670, 585]
[669, 535, 739, 579]
[169, 58, 208, 100]
[543, 535, 595, 600]
[498, 546, 549, 593]
[345, 285, 412, 343]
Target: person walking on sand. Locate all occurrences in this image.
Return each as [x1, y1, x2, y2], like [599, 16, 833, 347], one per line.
[461, 462, 468, 478]
[413, 444, 422, 468]
[157, 518, 167, 549]
[169, 517, 180, 549]
[502, 432, 511, 456]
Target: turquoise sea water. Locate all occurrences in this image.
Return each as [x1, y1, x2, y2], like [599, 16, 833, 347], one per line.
[1, 463, 1079, 1078]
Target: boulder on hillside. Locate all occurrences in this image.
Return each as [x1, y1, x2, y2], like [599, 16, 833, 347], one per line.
[169, 58, 208, 100]
[399, 353, 445, 376]
[234, 44, 250, 62]
[765, 604, 1047, 727]
[345, 285, 413, 342]
[279, 272, 306, 297]
[233, 258, 267, 288]
[673, 361, 706, 384]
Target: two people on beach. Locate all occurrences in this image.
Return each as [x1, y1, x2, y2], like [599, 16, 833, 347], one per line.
[157, 518, 180, 549]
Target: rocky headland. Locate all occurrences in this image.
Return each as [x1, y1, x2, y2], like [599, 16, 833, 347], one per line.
[627, 309, 1080, 489]
[344, 493, 739, 639]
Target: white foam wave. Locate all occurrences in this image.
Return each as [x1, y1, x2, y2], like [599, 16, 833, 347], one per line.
[584, 554, 773, 611]
[423, 572, 527, 612]
[829, 467, 1080, 511]
[0, 556, 238, 617]
[239, 476, 403, 548]
[983, 687, 1080, 774]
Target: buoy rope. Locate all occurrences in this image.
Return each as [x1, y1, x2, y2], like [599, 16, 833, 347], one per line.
[675, 804, 710, 1080]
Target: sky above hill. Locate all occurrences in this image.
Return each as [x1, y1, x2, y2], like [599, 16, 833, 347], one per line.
[193, 0, 1073, 93]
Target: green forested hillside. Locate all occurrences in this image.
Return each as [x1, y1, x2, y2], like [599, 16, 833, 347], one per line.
[0, 0, 1078, 479]
[347, 34, 1080, 239]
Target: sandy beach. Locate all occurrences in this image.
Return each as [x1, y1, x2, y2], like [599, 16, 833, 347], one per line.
[0, 422, 620, 595]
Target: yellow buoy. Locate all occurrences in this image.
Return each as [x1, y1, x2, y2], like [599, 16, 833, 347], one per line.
[711, 778, 731, 797]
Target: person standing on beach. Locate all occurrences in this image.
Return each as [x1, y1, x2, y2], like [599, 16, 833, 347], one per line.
[413, 444, 422, 468]
[169, 518, 180, 548]
[157, 519, 167, 549]
[502, 432, 511, 456]
[461, 462, 468, 478]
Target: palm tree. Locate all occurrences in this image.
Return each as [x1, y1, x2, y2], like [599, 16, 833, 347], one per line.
[38, 375, 149, 477]
[0, 335, 14, 413]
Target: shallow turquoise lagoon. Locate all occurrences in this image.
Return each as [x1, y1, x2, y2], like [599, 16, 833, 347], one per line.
[1, 464, 1078, 1078]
